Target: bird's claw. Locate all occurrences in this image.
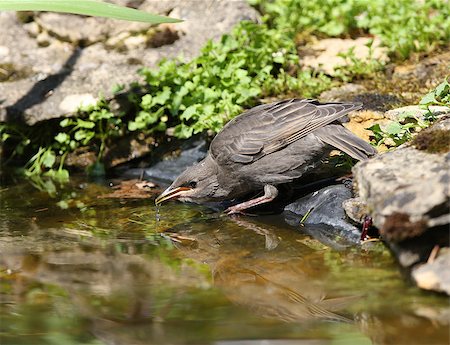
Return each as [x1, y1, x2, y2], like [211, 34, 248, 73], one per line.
[225, 207, 255, 216]
[225, 206, 244, 215]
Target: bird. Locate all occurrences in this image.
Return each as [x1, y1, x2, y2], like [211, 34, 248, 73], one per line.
[155, 99, 376, 214]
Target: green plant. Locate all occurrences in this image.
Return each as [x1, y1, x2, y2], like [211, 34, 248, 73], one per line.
[1, 20, 335, 178]
[0, 0, 180, 24]
[359, 0, 449, 59]
[368, 78, 449, 148]
[251, 0, 450, 59]
[368, 116, 429, 148]
[420, 78, 450, 107]
[334, 40, 385, 81]
[131, 21, 332, 139]
[57, 99, 122, 162]
[0, 99, 121, 178]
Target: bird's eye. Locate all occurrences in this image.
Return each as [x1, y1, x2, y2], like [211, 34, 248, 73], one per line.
[188, 181, 197, 188]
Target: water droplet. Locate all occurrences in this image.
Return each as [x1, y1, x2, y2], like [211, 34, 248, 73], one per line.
[156, 204, 161, 222]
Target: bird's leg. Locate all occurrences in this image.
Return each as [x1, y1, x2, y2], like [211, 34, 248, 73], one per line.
[225, 185, 279, 215]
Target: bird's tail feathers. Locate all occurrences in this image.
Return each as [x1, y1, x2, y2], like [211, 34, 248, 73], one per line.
[314, 125, 377, 161]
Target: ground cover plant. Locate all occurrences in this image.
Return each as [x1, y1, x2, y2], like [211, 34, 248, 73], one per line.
[250, 0, 450, 59]
[368, 78, 450, 148]
[1, 0, 448, 179]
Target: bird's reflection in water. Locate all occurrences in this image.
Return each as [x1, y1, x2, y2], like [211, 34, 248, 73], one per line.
[171, 215, 358, 324]
[2, 214, 448, 345]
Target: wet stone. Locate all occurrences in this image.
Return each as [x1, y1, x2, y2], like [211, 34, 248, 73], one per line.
[284, 184, 361, 246]
[120, 139, 207, 183]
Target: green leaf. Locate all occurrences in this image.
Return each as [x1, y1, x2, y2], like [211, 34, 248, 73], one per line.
[435, 80, 449, 97]
[55, 169, 69, 181]
[420, 91, 437, 105]
[141, 95, 153, 110]
[60, 118, 73, 127]
[42, 150, 56, 168]
[112, 84, 125, 94]
[386, 122, 403, 135]
[180, 105, 200, 121]
[0, 0, 181, 24]
[76, 119, 95, 129]
[173, 123, 193, 139]
[153, 87, 172, 105]
[54, 132, 69, 144]
[74, 129, 87, 141]
[128, 121, 139, 131]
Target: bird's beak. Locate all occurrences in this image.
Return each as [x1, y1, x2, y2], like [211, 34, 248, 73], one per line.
[155, 186, 191, 205]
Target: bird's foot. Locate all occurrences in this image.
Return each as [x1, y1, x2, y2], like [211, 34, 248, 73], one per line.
[224, 206, 255, 216]
[224, 185, 279, 216]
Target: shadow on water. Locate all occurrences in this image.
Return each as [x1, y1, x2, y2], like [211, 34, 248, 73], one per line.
[0, 179, 449, 345]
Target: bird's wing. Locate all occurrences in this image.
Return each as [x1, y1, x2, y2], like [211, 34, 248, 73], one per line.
[210, 99, 362, 164]
[313, 124, 377, 161]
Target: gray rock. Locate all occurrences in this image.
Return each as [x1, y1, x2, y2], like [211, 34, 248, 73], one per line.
[412, 248, 450, 295]
[320, 86, 401, 112]
[320, 83, 367, 102]
[0, 1, 259, 124]
[385, 105, 450, 123]
[342, 197, 367, 224]
[121, 139, 207, 183]
[284, 185, 361, 245]
[143, 140, 206, 182]
[349, 118, 450, 293]
[352, 147, 449, 239]
[392, 51, 450, 85]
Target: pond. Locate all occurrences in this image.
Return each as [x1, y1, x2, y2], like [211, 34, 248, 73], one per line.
[1, 177, 448, 345]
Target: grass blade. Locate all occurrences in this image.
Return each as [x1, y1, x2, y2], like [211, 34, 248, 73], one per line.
[0, 0, 181, 24]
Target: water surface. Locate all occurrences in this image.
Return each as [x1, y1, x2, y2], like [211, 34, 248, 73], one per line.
[0, 178, 448, 345]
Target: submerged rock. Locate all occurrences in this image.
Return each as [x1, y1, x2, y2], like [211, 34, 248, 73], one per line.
[284, 185, 361, 246]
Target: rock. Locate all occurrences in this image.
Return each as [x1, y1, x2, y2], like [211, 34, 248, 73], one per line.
[385, 105, 450, 122]
[320, 83, 367, 102]
[353, 147, 449, 237]
[342, 197, 368, 224]
[284, 185, 361, 246]
[59, 94, 98, 113]
[349, 119, 450, 293]
[118, 138, 207, 183]
[412, 248, 450, 295]
[343, 110, 387, 146]
[350, 93, 402, 113]
[411, 118, 450, 154]
[143, 140, 206, 182]
[299, 37, 388, 76]
[0, 1, 260, 124]
[392, 51, 450, 87]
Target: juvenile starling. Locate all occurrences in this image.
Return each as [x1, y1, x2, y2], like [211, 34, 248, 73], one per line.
[155, 99, 376, 214]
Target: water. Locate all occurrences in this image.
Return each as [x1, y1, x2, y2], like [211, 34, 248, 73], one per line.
[0, 177, 448, 345]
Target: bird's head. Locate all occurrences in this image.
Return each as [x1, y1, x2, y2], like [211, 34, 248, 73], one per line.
[155, 155, 220, 205]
